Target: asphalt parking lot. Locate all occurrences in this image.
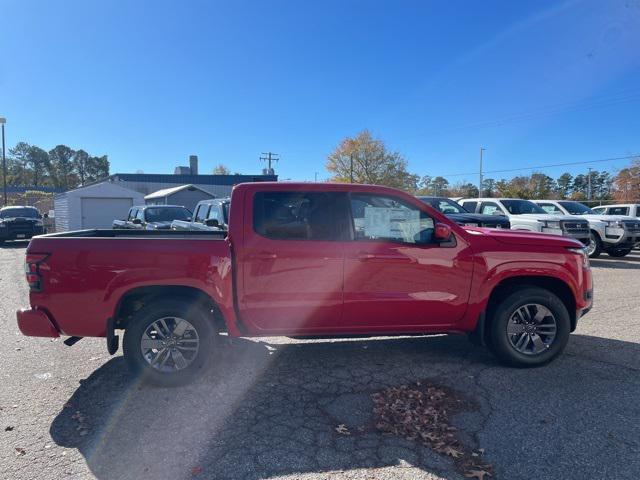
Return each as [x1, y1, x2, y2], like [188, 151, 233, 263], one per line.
[1, 243, 639, 480]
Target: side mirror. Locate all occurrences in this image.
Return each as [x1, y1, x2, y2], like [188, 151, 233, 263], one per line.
[43, 213, 48, 219]
[205, 218, 219, 228]
[132, 218, 142, 225]
[434, 223, 452, 241]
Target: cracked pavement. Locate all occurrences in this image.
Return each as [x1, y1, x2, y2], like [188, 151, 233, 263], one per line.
[1, 243, 639, 479]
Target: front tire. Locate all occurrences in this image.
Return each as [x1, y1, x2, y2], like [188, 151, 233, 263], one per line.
[586, 231, 602, 258]
[488, 287, 571, 367]
[607, 248, 631, 258]
[123, 298, 215, 386]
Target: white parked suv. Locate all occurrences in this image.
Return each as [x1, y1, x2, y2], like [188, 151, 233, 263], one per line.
[591, 204, 640, 218]
[532, 200, 640, 258]
[458, 198, 590, 245]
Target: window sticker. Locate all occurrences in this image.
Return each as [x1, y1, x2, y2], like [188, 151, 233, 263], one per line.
[364, 206, 421, 239]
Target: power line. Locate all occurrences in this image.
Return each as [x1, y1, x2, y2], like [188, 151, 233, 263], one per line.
[259, 152, 279, 173]
[439, 154, 639, 178]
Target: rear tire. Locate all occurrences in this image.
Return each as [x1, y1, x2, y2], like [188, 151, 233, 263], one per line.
[586, 232, 602, 258]
[123, 298, 216, 386]
[607, 248, 631, 258]
[488, 287, 571, 367]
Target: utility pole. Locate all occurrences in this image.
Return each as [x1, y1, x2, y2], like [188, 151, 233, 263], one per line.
[478, 147, 485, 198]
[1, 118, 6, 206]
[349, 154, 354, 183]
[314, 172, 318, 182]
[260, 152, 279, 174]
[587, 167, 592, 201]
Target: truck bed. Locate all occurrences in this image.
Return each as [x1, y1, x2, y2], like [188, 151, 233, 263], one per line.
[25, 230, 233, 337]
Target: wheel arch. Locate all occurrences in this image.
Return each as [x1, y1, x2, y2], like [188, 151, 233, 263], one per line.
[484, 276, 577, 344]
[113, 285, 227, 333]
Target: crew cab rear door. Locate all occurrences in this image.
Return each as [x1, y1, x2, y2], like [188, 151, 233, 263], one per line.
[239, 189, 349, 333]
[342, 192, 474, 331]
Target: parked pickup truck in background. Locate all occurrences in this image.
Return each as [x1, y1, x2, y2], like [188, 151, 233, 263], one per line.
[113, 205, 192, 230]
[591, 204, 640, 218]
[417, 196, 511, 229]
[459, 198, 590, 245]
[0, 206, 45, 244]
[17, 183, 593, 386]
[532, 200, 640, 258]
[171, 198, 229, 231]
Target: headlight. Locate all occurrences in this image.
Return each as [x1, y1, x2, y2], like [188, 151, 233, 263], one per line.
[605, 220, 623, 228]
[146, 224, 158, 230]
[543, 221, 561, 229]
[568, 247, 590, 268]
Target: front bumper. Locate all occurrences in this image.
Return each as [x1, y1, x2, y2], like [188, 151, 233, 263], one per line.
[16, 308, 60, 337]
[0, 225, 44, 240]
[603, 227, 640, 246]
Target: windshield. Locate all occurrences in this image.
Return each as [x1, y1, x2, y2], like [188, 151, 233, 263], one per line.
[144, 207, 191, 222]
[0, 208, 39, 218]
[558, 201, 594, 215]
[501, 200, 547, 215]
[418, 197, 467, 214]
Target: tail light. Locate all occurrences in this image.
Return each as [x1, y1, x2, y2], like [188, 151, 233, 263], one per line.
[25, 253, 50, 292]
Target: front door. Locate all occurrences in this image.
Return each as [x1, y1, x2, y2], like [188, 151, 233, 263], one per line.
[240, 190, 349, 333]
[342, 193, 474, 332]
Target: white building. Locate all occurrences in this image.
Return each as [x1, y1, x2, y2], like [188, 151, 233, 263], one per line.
[53, 182, 144, 231]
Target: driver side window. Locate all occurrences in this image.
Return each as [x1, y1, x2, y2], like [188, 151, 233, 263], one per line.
[195, 204, 209, 223]
[350, 194, 434, 244]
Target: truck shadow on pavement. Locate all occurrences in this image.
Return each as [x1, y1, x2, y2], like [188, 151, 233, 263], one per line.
[590, 252, 640, 270]
[50, 333, 640, 480]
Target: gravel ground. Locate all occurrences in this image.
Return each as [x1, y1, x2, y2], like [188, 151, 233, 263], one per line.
[1, 242, 639, 480]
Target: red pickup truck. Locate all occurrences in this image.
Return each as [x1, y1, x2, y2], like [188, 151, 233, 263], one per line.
[17, 183, 593, 385]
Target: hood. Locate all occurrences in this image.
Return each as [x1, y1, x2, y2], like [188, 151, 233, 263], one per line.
[466, 227, 583, 247]
[147, 221, 173, 229]
[445, 213, 510, 225]
[580, 214, 637, 222]
[518, 214, 579, 222]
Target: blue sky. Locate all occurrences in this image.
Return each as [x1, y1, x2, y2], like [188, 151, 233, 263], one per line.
[2, 0, 640, 184]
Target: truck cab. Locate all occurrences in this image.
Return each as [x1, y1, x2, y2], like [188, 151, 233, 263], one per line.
[591, 204, 640, 218]
[171, 198, 229, 231]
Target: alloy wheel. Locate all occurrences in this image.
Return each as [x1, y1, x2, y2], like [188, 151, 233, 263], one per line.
[140, 317, 200, 372]
[506, 304, 557, 355]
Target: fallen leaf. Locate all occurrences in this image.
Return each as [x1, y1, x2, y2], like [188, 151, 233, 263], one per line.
[441, 445, 463, 458]
[15, 447, 26, 456]
[465, 469, 492, 480]
[5, 426, 14, 431]
[335, 424, 351, 435]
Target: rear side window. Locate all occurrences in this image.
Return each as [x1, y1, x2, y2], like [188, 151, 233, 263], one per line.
[253, 191, 343, 241]
[461, 201, 477, 212]
[538, 203, 563, 214]
[195, 204, 209, 223]
[609, 207, 629, 215]
[479, 202, 501, 215]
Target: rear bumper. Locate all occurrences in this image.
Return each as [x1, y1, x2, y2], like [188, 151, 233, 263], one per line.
[16, 308, 60, 337]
